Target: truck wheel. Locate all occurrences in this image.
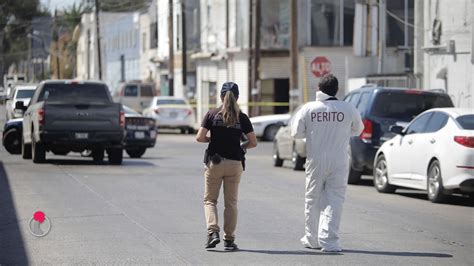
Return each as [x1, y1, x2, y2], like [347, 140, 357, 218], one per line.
[92, 148, 104, 163]
[126, 147, 146, 158]
[4, 128, 21, 154]
[348, 154, 362, 184]
[32, 137, 46, 163]
[108, 148, 123, 165]
[22, 137, 32, 159]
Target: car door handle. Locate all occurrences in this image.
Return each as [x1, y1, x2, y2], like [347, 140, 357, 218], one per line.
[408, 140, 413, 145]
[430, 139, 436, 144]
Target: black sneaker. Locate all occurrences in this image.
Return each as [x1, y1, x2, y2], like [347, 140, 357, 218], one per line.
[205, 232, 220, 249]
[223, 240, 238, 251]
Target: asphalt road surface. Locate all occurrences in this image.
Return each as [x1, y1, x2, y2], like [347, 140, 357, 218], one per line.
[0, 105, 473, 265]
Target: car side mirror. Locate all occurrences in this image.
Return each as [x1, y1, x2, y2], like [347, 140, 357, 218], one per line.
[15, 101, 26, 111]
[389, 125, 405, 135]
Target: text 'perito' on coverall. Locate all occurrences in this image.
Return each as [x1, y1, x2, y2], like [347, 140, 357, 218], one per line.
[291, 91, 364, 251]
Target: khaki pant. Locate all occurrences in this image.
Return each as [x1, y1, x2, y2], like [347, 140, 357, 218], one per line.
[204, 159, 243, 241]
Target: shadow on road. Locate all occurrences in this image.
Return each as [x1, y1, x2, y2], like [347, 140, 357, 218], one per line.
[342, 249, 453, 258]
[396, 191, 474, 207]
[44, 159, 156, 167]
[0, 162, 29, 264]
[207, 249, 336, 255]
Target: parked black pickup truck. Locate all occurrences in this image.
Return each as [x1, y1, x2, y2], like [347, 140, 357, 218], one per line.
[17, 80, 125, 164]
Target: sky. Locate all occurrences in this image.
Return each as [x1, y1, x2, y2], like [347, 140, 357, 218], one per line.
[40, 0, 82, 12]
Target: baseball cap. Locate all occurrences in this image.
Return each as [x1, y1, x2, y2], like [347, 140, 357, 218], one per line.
[220, 82, 239, 98]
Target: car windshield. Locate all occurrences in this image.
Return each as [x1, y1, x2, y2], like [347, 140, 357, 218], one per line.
[456, 115, 474, 130]
[16, 89, 35, 99]
[371, 92, 453, 121]
[38, 83, 111, 103]
[157, 99, 186, 105]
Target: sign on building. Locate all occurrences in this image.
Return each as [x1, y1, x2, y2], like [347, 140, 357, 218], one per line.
[311, 56, 332, 77]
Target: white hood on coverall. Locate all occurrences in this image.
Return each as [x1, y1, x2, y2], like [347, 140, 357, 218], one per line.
[291, 91, 364, 251]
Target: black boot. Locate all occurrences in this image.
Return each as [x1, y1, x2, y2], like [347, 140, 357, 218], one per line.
[205, 232, 220, 249]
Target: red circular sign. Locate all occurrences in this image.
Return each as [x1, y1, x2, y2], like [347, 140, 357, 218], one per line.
[311, 57, 332, 77]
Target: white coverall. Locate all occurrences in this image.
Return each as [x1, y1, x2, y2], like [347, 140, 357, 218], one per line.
[291, 91, 364, 251]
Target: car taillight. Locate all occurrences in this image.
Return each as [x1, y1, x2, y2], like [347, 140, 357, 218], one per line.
[38, 108, 45, 126]
[360, 119, 373, 140]
[454, 136, 474, 148]
[154, 108, 160, 114]
[120, 111, 125, 127]
[186, 109, 193, 116]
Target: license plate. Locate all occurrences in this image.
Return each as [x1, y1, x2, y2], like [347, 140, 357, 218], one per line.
[75, 133, 89, 139]
[169, 112, 178, 118]
[134, 131, 145, 139]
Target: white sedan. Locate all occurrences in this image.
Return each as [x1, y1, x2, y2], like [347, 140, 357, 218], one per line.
[250, 114, 291, 141]
[374, 108, 474, 203]
[142, 96, 196, 134]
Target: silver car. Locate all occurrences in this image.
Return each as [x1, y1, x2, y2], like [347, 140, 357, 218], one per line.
[142, 96, 196, 134]
[273, 105, 306, 170]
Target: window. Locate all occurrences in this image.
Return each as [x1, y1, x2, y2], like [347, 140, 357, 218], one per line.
[16, 89, 36, 99]
[150, 22, 158, 49]
[124, 85, 138, 97]
[310, 0, 355, 46]
[140, 85, 154, 97]
[261, 0, 290, 49]
[457, 115, 474, 130]
[39, 84, 111, 103]
[345, 92, 360, 107]
[406, 113, 433, 134]
[356, 92, 371, 113]
[386, 0, 414, 47]
[425, 112, 448, 133]
[371, 92, 453, 121]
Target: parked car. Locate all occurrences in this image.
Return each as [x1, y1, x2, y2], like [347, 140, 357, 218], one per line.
[123, 105, 157, 158]
[19, 80, 125, 164]
[3, 118, 23, 154]
[343, 86, 454, 184]
[5, 84, 37, 120]
[250, 114, 291, 141]
[0, 86, 5, 102]
[115, 82, 156, 112]
[273, 105, 306, 170]
[374, 108, 474, 203]
[142, 96, 196, 134]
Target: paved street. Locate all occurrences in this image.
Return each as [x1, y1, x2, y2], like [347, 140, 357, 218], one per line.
[0, 105, 473, 265]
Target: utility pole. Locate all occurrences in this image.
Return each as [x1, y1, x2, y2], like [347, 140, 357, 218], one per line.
[250, 0, 261, 116]
[168, 0, 174, 96]
[248, 0, 253, 106]
[181, 0, 187, 89]
[95, 0, 103, 80]
[377, 0, 386, 74]
[289, 0, 299, 111]
[54, 10, 61, 79]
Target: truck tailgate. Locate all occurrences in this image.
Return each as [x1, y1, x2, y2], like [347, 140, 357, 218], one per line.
[43, 102, 122, 132]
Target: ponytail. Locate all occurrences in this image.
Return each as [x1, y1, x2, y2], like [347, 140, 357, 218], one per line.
[219, 91, 240, 127]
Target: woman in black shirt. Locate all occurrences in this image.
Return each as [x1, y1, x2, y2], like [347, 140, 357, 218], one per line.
[196, 82, 257, 251]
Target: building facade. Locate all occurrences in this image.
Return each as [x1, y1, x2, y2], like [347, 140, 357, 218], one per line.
[414, 0, 473, 108]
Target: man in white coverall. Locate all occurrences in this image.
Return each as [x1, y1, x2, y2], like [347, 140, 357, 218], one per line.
[291, 74, 364, 252]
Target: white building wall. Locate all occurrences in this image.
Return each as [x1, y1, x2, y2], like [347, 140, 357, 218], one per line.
[300, 47, 405, 101]
[421, 0, 473, 108]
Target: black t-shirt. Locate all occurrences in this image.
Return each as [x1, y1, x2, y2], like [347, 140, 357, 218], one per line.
[201, 108, 254, 161]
